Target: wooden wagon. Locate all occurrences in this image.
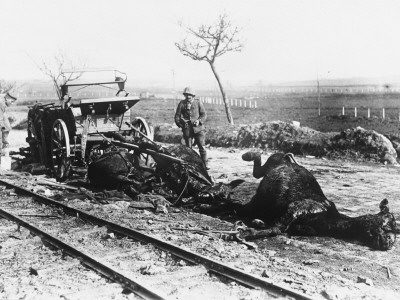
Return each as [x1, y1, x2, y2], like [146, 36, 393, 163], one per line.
[26, 69, 153, 180]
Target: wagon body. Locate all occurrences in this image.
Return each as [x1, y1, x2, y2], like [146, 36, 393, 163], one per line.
[72, 96, 140, 135]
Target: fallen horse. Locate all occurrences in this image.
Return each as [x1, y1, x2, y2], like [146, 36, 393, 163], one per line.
[147, 143, 244, 203]
[87, 142, 243, 203]
[231, 152, 397, 250]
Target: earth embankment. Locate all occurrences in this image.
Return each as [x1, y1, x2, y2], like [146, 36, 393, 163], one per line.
[154, 121, 399, 164]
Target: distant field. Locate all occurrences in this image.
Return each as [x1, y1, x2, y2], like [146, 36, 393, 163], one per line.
[9, 92, 400, 136]
[129, 93, 400, 136]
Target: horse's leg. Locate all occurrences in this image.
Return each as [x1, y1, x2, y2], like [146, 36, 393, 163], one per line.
[242, 151, 264, 179]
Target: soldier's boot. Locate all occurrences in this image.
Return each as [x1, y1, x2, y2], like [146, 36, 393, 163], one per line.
[241, 151, 261, 163]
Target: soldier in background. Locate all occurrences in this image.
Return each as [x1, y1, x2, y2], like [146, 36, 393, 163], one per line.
[0, 89, 17, 155]
[174, 87, 208, 168]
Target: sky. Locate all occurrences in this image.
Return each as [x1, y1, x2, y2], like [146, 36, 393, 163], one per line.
[1, 0, 400, 88]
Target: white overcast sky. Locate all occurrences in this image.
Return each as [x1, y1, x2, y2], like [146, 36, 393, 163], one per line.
[1, 0, 400, 87]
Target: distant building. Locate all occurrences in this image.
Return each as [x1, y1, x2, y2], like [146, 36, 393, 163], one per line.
[140, 92, 150, 99]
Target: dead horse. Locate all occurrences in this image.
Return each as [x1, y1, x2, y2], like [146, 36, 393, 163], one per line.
[236, 152, 396, 251]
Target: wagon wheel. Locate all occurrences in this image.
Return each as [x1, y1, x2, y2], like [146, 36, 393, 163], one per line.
[130, 117, 154, 166]
[130, 117, 153, 141]
[27, 111, 43, 164]
[51, 119, 71, 181]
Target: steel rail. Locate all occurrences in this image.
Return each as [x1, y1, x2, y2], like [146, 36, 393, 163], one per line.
[0, 178, 315, 300]
[0, 207, 166, 300]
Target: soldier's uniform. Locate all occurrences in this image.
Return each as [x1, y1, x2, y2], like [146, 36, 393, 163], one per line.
[0, 91, 16, 154]
[174, 87, 208, 168]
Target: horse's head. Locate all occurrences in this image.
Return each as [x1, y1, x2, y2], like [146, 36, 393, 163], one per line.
[368, 199, 397, 250]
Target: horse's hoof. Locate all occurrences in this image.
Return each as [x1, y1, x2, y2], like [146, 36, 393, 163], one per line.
[242, 151, 261, 162]
[251, 219, 265, 228]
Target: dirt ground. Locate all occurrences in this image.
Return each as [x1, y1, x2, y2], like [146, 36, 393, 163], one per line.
[4, 130, 400, 299]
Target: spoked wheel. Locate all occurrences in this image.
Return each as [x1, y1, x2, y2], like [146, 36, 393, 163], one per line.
[27, 110, 42, 164]
[130, 117, 154, 166]
[130, 117, 153, 141]
[51, 119, 71, 181]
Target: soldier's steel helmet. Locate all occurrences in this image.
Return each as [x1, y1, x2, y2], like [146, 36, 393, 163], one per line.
[183, 87, 195, 96]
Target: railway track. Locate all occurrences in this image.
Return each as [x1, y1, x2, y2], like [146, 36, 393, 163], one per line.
[0, 174, 315, 300]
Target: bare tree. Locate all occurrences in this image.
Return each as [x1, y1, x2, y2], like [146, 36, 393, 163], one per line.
[175, 14, 243, 125]
[35, 50, 86, 100]
[0, 80, 17, 93]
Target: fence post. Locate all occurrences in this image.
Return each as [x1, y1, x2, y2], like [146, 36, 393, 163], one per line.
[383, 108, 385, 119]
[354, 107, 357, 117]
[368, 108, 370, 118]
[342, 107, 345, 116]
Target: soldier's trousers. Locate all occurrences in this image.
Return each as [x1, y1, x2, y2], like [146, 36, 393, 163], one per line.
[2, 131, 9, 148]
[182, 128, 207, 166]
[1, 131, 9, 155]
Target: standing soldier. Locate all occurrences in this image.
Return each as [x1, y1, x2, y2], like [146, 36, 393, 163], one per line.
[0, 89, 17, 155]
[174, 87, 208, 168]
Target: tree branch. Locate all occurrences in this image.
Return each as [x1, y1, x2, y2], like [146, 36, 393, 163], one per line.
[175, 13, 241, 125]
[33, 50, 86, 99]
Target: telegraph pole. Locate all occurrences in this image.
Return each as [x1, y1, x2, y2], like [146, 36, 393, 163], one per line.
[317, 74, 321, 116]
